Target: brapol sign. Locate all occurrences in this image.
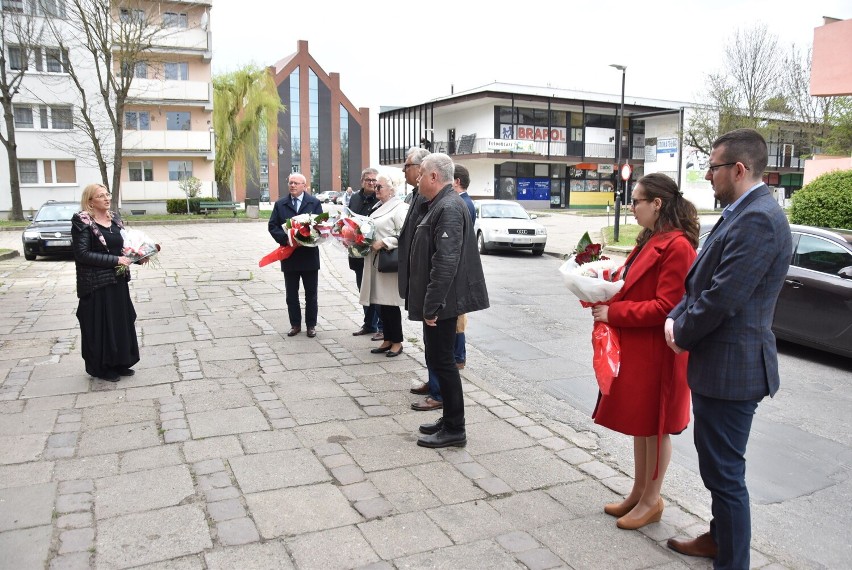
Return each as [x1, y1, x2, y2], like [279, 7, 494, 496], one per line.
[501, 124, 567, 142]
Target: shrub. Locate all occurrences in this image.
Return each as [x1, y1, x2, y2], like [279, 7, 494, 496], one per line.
[166, 197, 207, 214]
[789, 170, 852, 229]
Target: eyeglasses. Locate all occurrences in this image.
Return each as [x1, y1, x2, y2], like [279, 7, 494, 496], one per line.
[402, 163, 416, 170]
[631, 198, 652, 204]
[707, 162, 748, 173]
[363, 178, 377, 183]
[375, 184, 384, 191]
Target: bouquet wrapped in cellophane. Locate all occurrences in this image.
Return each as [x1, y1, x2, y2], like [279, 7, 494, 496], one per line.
[329, 210, 376, 258]
[259, 212, 332, 267]
[558, 232, 624, 395]
[116, 227, 161, 275]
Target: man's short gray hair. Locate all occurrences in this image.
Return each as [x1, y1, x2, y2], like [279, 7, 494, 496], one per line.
[406, 147, 430, 165]
[361, 167, 379, 180]
[421, 153, 454, 185]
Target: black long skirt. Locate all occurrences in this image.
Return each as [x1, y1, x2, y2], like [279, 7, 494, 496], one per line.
[76, 280, 140, 378]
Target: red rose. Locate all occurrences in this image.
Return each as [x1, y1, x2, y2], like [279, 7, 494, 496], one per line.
[299, 226, 311, 237]
[355, 234, 365, 244]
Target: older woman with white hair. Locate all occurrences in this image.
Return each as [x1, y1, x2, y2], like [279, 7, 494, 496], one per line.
[360, 174, 409, 357]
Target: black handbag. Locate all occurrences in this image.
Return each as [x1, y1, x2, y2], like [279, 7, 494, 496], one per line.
[376, 248, 399, 273]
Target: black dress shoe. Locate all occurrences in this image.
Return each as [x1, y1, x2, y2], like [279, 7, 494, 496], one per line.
[306, 327, 316, 338]
[352, 328, 375, 336]
[96, 371, 120, 382]
[370, 345, 392, 354]
[417, 428, 466, 448]
[287, 326, 301, 337]
[386, 347, 404, 357]
[419, 417, 444, 435]
[116, 368, 135, 376]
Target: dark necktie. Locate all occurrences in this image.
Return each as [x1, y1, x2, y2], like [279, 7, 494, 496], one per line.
[292, 197, 298, 211]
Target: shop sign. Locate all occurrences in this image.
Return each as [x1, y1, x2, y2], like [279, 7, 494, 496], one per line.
[487, 139, 536, 153]
[501, 124, 567, 142]
[657, 137, 678, 154]
[597, 164, 614, 174]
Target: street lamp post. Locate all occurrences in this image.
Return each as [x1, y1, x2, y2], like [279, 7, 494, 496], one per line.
[610, 64, 626, 242]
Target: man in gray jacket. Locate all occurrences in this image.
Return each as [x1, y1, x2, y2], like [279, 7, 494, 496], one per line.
[407, 153, 489, 448]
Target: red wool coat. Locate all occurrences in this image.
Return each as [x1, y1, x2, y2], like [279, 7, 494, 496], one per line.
[592, 230, 695, 438]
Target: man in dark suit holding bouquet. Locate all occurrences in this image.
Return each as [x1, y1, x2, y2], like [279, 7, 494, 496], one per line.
[665, 129, 791, 569]
[268, 173, 324, 338]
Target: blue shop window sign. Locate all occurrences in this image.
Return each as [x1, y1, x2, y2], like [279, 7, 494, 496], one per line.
[518, 178, 550, 200]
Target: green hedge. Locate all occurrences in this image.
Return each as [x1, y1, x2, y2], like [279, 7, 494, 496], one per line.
[790, 170, 852, 229]
[166, 197, 207, 214]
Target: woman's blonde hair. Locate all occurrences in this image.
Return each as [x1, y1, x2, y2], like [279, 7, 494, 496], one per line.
[80, 184, 111, 217]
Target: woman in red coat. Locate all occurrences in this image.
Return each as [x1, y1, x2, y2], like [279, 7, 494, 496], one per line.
[590, 173, 699, 530]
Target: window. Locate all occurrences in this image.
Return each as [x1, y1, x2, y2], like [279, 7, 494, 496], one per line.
[40, 107, 48, 128]
[119, 8, 144, 22]
[794, 235, 852, 276]
[51, 106, 72, 129]
[166, 111, 190, 131]
[55, 160, 75, 183]
[45, 48, 68, 73]
[2, 0, 23, 13]
[33, 47, 42, 71]
[125, 111, 150, 130]
[13, 105, 33, 128]
[37, 0, 65, 17]
[128, 160, 153, 182]
[8, 46, 25, 70]
[134, 61, 147, 79]
[163, 11, 187, 27]
[164, 62, 188, 81]
[19, 160, 38, 183]
[168, 160, 192, 181]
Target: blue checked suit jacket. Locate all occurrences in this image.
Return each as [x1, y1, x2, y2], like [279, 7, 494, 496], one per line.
[669, 185, 791, 401]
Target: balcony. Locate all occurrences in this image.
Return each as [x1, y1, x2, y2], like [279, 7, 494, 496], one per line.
[128, 79, 211, 105]
[123, 130, 213, 158]
[387, 137, 646, 163]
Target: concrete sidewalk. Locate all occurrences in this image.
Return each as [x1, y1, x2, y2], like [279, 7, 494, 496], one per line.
[0, 220, 772, 570]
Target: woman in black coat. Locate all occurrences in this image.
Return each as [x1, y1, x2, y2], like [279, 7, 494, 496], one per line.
[71, 184, 140, 381]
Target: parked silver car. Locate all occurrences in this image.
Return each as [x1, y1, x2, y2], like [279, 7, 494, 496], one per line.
[473, 200, 547, 256]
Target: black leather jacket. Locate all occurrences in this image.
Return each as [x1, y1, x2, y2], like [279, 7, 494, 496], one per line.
[71, 213, 129, 298]
[406, 185, 489, 321]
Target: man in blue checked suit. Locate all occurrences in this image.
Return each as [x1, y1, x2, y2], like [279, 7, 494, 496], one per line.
[664, 129, 791, 570]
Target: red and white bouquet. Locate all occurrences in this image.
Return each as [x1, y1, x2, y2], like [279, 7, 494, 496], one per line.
[117, 227, 160, 275]
[259, 212, 332, 267]
[329, 211, 376, 258]
[558, 232, 624, 395]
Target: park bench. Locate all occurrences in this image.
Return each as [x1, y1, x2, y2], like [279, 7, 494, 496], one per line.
[199, 201, 238, 217]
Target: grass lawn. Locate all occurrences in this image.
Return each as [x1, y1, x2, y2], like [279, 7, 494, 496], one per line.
[602, 224, 641, 246]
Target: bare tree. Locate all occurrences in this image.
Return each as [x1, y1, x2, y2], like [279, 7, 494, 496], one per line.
[42, 0, 164, 210]
[0, 3, 43, 220]
[686, 24, 782, 155]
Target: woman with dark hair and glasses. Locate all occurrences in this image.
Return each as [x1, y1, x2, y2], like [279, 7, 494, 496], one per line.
[71, 184, 142, 382]
[589, 172, 699, 530]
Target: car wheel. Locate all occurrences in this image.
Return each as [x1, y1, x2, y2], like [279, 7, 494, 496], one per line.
[477, 233, 489, 255]
[24, 250, 36, 261]
[532, 245, 545, 256]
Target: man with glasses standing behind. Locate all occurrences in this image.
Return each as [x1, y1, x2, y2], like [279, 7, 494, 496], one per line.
[664, 129, 791, 569]
[350, 168, 381, 338]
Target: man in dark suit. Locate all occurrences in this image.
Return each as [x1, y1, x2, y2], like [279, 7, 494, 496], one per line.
[268, 173, 324, 338]
[349, 168, 381, 338]
[665, 129, 791, 569]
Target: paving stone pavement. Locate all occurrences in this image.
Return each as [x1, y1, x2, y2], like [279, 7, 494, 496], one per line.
[0, 220, 781, 569]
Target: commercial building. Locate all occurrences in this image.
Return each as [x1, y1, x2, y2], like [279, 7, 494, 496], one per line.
[378, 82, 809, 210]
[247, 40, 369, 203]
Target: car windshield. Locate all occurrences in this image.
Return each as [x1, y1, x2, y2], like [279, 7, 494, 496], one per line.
[35, 204, 77, 222]
[480, 204, 528, 219]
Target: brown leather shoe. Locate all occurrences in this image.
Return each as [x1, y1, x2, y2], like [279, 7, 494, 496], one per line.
[287, 326, 301, 337]
[667, 532, 717, 559]
[410, 382, 429, 395]
[306, 327, 316, 338]
[352, 328, 374, 336]
[411, 397, 443, 411]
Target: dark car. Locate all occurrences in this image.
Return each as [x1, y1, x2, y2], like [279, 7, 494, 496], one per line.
[699, 222, 852, 358]
[21, 201, 78, 261]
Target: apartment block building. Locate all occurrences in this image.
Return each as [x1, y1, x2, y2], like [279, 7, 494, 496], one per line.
[0, 0, 214, 216]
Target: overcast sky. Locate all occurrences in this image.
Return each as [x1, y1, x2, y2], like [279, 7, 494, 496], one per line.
[211, 0, 851, 113]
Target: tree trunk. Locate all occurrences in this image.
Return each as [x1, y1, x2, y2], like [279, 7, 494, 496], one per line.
[217, 180, 232, 201]
[1, 104, 24, 221]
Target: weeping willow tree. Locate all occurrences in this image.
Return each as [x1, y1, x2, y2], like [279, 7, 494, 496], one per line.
[213, 65, 283, 200]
